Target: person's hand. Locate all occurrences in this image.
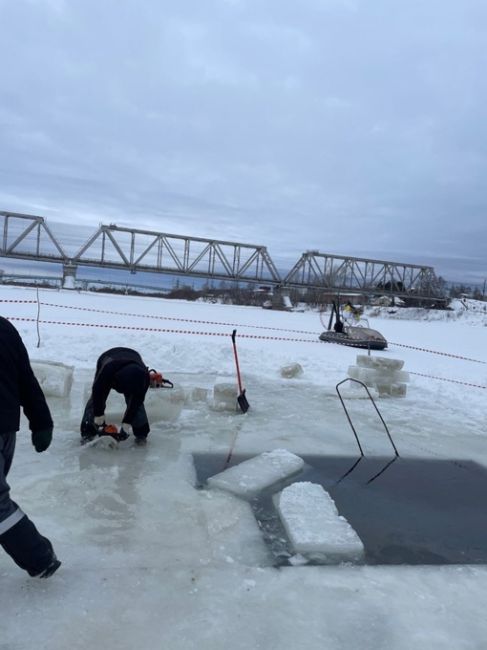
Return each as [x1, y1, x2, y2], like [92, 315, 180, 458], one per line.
[94, 414, 106, 433]
[32, 428, 53, 453]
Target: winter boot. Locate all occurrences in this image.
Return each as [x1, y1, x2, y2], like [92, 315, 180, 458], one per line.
[35, 555, 62, 578]
[0, 514, 61, 577]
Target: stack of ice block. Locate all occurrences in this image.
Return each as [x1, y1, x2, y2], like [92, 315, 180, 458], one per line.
[347, 354, 409, 397]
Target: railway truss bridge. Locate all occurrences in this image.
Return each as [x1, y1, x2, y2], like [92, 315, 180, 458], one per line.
[0, 211, 446, 304]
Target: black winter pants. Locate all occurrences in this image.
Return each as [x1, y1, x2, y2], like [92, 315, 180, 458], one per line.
[0, 432, 55, 576]
[80, 397, 150, 439]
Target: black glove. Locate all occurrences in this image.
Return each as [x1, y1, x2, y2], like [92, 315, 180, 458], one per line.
[32, 428, 53, 453]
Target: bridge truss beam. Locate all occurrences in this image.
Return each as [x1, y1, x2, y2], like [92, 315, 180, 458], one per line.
[70, 224, 282, 284]
[0, 211, 446, 300]
[282, 251, 443, 299]
[0, 212, 281, 286]
[0, 211, 65, 260]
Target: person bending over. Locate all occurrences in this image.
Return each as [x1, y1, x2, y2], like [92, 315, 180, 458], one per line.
[80, 347, 168, 445]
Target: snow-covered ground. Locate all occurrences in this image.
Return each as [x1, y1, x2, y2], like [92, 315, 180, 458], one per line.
[1, 285, 487, 650]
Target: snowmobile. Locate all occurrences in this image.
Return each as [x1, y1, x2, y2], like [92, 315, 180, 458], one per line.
[319, 300, 387, 350]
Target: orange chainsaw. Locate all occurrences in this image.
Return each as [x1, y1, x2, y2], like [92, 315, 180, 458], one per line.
[96, 423, 129, 442]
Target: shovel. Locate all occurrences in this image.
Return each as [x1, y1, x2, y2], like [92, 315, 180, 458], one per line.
[231, 329, 250, 413]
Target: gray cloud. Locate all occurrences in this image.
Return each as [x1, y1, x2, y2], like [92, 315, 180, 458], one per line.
[1, 0, 486, 282]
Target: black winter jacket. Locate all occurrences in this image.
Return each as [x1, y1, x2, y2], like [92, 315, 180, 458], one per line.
[91, 347, 150, 425]
[0, 316, 53, 435]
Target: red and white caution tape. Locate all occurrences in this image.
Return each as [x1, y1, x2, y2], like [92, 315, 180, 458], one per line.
[0, 299, 37, 304]
[6, 316, 320, 343]
[38, 301, 319, 336]
[3, 299, 486, 364]
[7, 315, 487, 389]
[389, 341, 486, 365]
[409, 371, 486, 390]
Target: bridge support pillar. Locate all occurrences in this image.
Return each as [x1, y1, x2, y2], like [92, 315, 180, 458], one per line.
[271, 288, 293, 311]
[62, 263, 77, 289]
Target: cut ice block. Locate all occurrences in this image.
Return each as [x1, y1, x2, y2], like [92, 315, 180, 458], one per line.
[212, 382, 238, 411]
[356, 355, 404, 371]
[31, 360, 74, 398]
[361, 369, 409, 383]
[337, 380, 379, 400]
[190, 387, 209, 402]
[144, 385, 185, 421]
[390, 383, 407, 397]
[375, 383, 392, 396]
[207, 449, 305, 499]
[347, 366, 409, 390]
[274, 482, 364, 563]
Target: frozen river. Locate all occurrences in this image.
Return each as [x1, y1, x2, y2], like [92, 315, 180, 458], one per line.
[1, 285, 487, 649]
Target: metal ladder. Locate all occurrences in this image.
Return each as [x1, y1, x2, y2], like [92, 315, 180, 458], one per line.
[335, 377, 400, 458]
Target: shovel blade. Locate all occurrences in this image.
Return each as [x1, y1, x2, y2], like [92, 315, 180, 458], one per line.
[237, 390, 250, 413]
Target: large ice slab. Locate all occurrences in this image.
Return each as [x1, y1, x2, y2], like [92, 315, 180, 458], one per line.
[199, 490, 271, 566]
[207, 450, 305, 499]
[31, 360, 74, 398]
[274, 482, 364, 563]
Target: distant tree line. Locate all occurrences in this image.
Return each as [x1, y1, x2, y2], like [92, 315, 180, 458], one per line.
[2, 269, 485, 308]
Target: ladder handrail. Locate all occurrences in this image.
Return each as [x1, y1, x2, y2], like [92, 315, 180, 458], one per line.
[335, 377, 400, 458]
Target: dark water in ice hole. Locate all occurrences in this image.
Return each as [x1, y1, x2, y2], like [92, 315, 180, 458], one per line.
[193, 453, 487, 566]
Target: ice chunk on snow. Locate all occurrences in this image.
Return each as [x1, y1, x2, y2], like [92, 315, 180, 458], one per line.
[280, 363, 303, 378]
[31, 360, 74, 398]
[274, 482, 364, 564]
[207, 449, 304, 499]
[356, 355, 404, 371]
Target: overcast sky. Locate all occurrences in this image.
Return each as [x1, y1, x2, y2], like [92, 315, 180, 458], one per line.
[1, 0, 486, 282]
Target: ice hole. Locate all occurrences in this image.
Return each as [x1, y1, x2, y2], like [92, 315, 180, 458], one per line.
[193, 453, 487, 566]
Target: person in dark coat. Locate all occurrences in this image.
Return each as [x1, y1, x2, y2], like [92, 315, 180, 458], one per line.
[333, 317, 344, 333]
[0, 316, 61, 578]
[81, 347, 162, 444]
